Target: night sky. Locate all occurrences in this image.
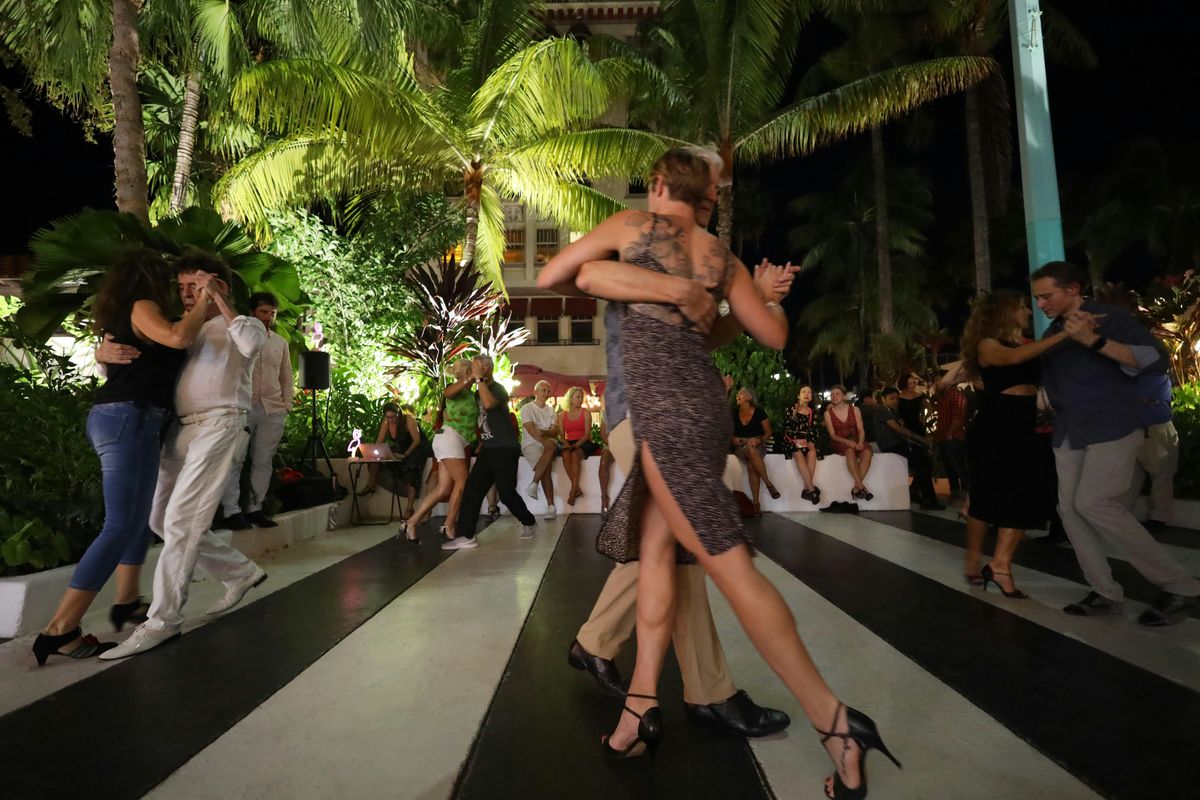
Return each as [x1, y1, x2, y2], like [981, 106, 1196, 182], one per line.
[1, 0, 1196, 290]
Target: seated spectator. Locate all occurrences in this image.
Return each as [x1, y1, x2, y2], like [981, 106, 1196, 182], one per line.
[361, 402, 426, 518]
[781, 385, 821, 504]
[559, 387, 596, 506]
[857, 391, 881, 452]
[876, 387, 943, 510]
[732, 386, 780, 515]
[933, 369, 970, 500]
[825, 384, 873, 500]
[521, 380, 560, 520]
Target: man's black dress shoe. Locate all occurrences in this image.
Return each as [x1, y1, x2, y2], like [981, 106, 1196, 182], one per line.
[1137, 590, 1198, 627]
[567, 640, 626, 697]
[685, 689, 791, 738]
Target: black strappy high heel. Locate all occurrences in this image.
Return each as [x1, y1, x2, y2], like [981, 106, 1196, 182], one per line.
[111, 597, 149, 632]
[815, 703, 901, 800]
[32, 628, 116, 666]
[601, 692, 663, 759]
[981, 564, 1027, 599]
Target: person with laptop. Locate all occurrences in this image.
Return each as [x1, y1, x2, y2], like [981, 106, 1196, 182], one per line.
[358, 403, 426, 519]
[216, 292, 294, 530]
[102, 250, 270, 660]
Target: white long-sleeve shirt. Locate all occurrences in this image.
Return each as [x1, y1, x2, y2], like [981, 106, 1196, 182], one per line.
[175, 315, 267, 417]
[252, 330, 294, 415]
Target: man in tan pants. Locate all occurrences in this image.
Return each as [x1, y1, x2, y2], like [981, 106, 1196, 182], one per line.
[549, 149, 791, 737]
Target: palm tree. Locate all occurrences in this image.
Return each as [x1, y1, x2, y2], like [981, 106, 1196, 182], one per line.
[627, 0, 993, 246]
[215, 0, 669, 286]
[790, 158, 937, 385]
[925, 0, 1095, 293]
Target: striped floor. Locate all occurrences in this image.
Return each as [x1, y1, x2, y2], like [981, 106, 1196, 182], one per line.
[1, 508, 1197, 800]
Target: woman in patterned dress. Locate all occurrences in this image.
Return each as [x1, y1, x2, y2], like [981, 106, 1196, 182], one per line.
[540, 149, 898, 799]
[782, 385, 822, 504]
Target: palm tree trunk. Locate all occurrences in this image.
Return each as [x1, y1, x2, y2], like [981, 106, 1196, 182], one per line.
[965, 86, 991, 295]
[871, 126, 893, 336]
[169, 69, 203, 214]
[460, 162, 484, 267]
[109, 0, 149, 225]
[717, 184, 734, 246]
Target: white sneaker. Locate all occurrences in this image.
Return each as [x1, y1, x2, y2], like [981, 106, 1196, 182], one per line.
[98, 623, 180, 660]
[206, 567, 267, 615]
[526, 482, 540, 500]
[521, 525, 536, 540]
[544, 505, 556, 521]
[441, 536, 479, 550]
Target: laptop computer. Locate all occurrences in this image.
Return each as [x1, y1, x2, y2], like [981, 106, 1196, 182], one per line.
[356, 443, 395, 461]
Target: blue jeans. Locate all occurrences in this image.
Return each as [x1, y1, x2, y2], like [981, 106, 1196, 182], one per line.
[69, 402, 169, 592]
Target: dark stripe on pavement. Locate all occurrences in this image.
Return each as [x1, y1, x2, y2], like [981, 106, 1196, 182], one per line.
[0, 522, 453, 800]
[453, 514, 772, 800]
[752, 513, 1200, 800]
[866, 510, 1199, 619]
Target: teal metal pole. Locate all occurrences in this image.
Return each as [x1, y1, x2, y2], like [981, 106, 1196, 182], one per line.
[1009, 0, 1063, 336]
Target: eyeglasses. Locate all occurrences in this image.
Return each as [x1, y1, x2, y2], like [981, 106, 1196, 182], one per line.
[384, 413, 398, 420]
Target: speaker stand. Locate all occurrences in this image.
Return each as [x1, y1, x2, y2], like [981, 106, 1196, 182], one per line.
[299, 390, 338, 488]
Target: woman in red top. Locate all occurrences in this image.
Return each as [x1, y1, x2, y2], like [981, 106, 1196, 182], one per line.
[824, 385, 873, 500]
[558, 387, 595, 506]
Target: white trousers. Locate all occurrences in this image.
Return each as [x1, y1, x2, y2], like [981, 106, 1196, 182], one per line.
[146, 412, 260, 632]
[221, 406, 287, 515]
[1122, 420, 1179, 523]
[1055, 429, 1199, 602]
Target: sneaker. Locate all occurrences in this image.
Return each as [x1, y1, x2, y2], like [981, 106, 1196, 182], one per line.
[245, 510, 279, 528]
[521, 524, 536, 540]
[1137, 591, 1198, 627]
[207, 567, 267, 615]
[218, 512, 252, 531]
[1063, 591, 1123, 617]
[441, 536, 479, 550]
[526, 482, 540, 500]
[544, 505, 556, 521]
[97, 623, 181, 660]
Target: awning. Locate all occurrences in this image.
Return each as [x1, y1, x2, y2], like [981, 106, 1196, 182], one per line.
[511, 363, 606, 399]
[564, 297, 597, 317]
[529, 298, 563, 318]
[505, 297, 529, 318]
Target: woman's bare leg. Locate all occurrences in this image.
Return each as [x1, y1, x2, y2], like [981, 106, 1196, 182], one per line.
[987, 527, 1025, 592]
[443, 458, 469, 537]
[747, 447, 777, 495]
[603, 487, 676, 751]
[858, 449, 873, 485]
[844, 451, 863, 489]
[964, 515, 987, 578]
[598, 450, 613, 511]
[564, 449, 581, 502]
[633, 445, 860, 788]
[793, 451, 816, 491]
[44, 588, 99, 638]
[409, 463, 454, 527]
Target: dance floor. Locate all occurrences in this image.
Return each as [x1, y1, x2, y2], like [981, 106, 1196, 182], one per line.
[1, 509, 1197, 799]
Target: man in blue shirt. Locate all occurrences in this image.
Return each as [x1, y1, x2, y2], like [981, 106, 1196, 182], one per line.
[1033, 261, 1198, 626]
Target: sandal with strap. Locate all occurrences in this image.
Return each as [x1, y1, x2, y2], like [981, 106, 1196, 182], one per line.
[981, 564, 1027, 599]
[815, 703, 901, 800]
[601, 692, 663, 759]
[767, 483, 781, 500]
[32, 628, 117, 666]
[111, 597, 149, 632]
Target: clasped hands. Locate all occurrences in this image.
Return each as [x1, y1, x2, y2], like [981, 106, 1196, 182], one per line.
[678, 258, 800, 334]
[1062, 309, 1104, 345]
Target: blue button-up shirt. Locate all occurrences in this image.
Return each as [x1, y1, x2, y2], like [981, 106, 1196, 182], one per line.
[1137, 372, 1174, 427]
[1041, 300, 1167, 449]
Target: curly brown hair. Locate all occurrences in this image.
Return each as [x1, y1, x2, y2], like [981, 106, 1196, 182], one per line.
[91, 248, 174, 336]
[960, 291, 1026, 380]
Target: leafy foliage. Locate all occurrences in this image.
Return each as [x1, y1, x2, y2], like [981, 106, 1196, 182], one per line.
[0, 314, 102, 576]
[712, 334, 800, 430]
[17, 207, 307, 343]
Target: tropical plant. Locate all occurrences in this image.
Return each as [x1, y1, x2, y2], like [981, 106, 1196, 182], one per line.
[790, 158, 938, 385]
[626, 0, 993, 246]
[1103, 271, 1200, 388]
[16, 207, 306, 343]
[712, 334, 800, 431]
[1170, 382, 1200, 499]
[216, 0, 670, 285]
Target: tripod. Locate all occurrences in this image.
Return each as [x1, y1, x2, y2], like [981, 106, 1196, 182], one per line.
[299, 389, 336, 479]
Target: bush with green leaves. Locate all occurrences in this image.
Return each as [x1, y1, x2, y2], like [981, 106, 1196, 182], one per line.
[712, 335, 801, 436]
[1171, 383, 1200, 499]
[0, 317, 102, 577]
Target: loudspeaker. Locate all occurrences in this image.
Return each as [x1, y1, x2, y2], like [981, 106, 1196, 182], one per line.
[300, 351, 330, 391]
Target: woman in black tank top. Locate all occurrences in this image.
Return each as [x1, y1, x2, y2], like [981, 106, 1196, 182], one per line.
[959, 292, 1069, 599]
[34, 250, 209, 666]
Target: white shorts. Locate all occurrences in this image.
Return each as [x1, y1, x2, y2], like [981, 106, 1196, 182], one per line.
[432, 427, 468, 461]
[522, 440, 547, 468]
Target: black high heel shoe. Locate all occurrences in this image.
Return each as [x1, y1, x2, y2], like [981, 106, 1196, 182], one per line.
[32, 628, 116, 666]
[815, 703, 901, 800]
[111, 597, 149, 632]
[601, 692, 663, 759]
[766, 483, 781, 500]
[980, 564, 1027, 599]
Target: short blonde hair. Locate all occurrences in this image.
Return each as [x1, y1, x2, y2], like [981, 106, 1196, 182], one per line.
[450, 359, 471, 380]
[534, 379, 552, 394]
[565, 386, 584, 407]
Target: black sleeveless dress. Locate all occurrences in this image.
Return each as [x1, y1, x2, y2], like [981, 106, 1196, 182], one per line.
[596, 215, 745, 564]
[966, 353, 1055, 529]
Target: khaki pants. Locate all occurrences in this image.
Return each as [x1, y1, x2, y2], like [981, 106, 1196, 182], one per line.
[1122, 420, 1179, 523]
[576, 419, 737, 705]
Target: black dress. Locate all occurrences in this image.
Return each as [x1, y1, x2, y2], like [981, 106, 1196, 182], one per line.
[596, 214, 744, 564]
[966, 354, 1056, 529]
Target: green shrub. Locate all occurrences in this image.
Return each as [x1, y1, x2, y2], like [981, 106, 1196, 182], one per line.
[1172, 383, 1200, 499]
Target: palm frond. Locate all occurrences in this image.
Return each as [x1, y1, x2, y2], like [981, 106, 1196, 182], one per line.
[505, 128, 677, 184]
[471, 184, 509, 290]
[737, 56, 995, 163]
[494, 165, 627, 234]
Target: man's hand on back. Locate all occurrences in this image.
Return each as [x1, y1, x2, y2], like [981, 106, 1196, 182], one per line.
[96, 333, 140, 365]
[677, 278, 718, 334]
